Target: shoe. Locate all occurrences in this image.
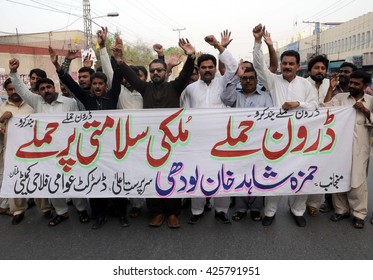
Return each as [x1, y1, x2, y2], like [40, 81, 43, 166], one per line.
[232, 211, 247, 222]
[262, 215, 275, 226]
[353, 217, 364, 229]
[66, 199, 73, 206]
[78, 210, 90, 223]
[48, 214, 69, 227]
[229, 197, 236, 209]
[119, 216, 130, 227]
[307, 206, 319, 217]
[11, 213, 25, 225]
[0, 207, 12, 216]
[91, 216, 108, 230]
[330, 213, 350, 222]
[167, 215, 180, 228]
[43, 209, 54, 219]
[250, 211, 262, 222]
[291, 212, 306, 227]
[149, 214, 164, 227]
[204, 199, 212, 212]
[188, 214, 203, 224]
[214, 211, 231, 224]
[319, 203, 333, 213]
[129, 207, 141, 218]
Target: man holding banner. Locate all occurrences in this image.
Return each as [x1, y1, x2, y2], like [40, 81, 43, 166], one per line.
[253, 23, 317, 227]
[323, 70, 373, 229]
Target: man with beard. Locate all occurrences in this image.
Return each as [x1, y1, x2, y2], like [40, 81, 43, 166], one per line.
[333, 62, 357, 96]
[9, 58, 90, 227]
[114, 35, 196, 229]
[252, 23, 317, 227]
[0, 78, 53, 225]
[29, 68, 47, 94]
[323, 70, 373, 229]
[305, 55, 333, 217]
[180, 34, 238, 225]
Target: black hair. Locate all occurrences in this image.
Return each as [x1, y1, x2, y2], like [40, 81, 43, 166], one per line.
[340, 62, 357, 71]
[90, 72, 107, 83]
[29, 68, 47, 79]
[79, 67, 95, 75]
[137, 66, 148, 79]
[35, 78, 54, 90]
[281, 50, 300, 64]
[129, 65, 140, 76]
[3, 78, 12, 90]
[308, 54, 329, 71]
[350, 70, 372, 84]
[197, 54, 217, 67]
[149, 59, 167, 70]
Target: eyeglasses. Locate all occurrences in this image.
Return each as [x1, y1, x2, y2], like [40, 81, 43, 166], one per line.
[150, 68, 166, 73]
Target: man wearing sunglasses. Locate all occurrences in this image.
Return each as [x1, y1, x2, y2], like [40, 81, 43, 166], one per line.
[114, 36, 196, 229]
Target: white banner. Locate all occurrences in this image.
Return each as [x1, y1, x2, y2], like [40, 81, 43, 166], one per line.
[0, 106, 355, 198]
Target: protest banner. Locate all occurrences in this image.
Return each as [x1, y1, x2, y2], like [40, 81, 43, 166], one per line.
[0, 106, 355, 198]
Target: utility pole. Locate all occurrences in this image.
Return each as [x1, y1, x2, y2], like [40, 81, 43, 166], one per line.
[83, 0, 92, 48]
[303, 21, 320, 55]
[173, 28, 186, 39]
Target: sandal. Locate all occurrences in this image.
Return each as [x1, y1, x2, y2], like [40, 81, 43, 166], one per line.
[78, 210, 90, 223]
[232, 212, 246, 222]
[353, 217, 364, 229]
[48, 214, 69, 227]
[307, 206, 319, 217]
[330, 213, 350, 222]
[250, 211, 262, 222]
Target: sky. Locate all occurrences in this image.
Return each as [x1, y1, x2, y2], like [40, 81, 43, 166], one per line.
[1, 0, 372, 61]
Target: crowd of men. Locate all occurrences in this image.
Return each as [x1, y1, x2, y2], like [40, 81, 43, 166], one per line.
[1, 25, 372, 230]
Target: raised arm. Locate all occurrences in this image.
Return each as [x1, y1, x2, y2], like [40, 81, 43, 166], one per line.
[221, 59, 245, 107]
[9, 58, 41, 108]
[98, 27, 113, 89]
[171, 38, 196, 93]
[114, 36, 147, 95]
[252, 24, 275, 91]
[263, 30, 278, 73]
[218, 29, 233, 76]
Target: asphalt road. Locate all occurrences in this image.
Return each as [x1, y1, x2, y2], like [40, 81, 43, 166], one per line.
[1, 159, 373, 260]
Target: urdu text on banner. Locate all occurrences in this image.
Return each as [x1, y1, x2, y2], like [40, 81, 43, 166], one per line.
[0, 106, 355, 198]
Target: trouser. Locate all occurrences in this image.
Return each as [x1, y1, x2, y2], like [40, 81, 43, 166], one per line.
[130, 198, 145, 209]
[0, 197, 8, 209]
[306, 194, 323, 208]
[191, 197, 230, 215]
[90, 198, 128, 218]
[235, 196, 264, 213]
[146, 198, 181, 217]
[50, 198, 88, 215]
[332, 180, 368, 220]
[264, 195, 307, 217]
[9, 198, 51, 215]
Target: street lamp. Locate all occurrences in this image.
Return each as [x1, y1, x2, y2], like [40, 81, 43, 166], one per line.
[84, 12, 119, 48]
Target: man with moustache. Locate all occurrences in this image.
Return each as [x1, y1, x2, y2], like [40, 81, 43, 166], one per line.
[220, 61, 273, 223]
[252, 23, 317, 227]
[323, 70, 373, 229]
[9, 58, 90, 227]
[0, 78, 53, 225]
[304, 54, 333, 216]
[332, 62, 357, 96]
[180, 34, 238, 225]
[114, 35, 196, 228]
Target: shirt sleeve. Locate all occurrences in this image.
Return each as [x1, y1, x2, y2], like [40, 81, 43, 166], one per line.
[9, 72, 41, 109]
[220, 75, 240, 107]
[253, 42, 276, 91]
[100, 47, 113, 90]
